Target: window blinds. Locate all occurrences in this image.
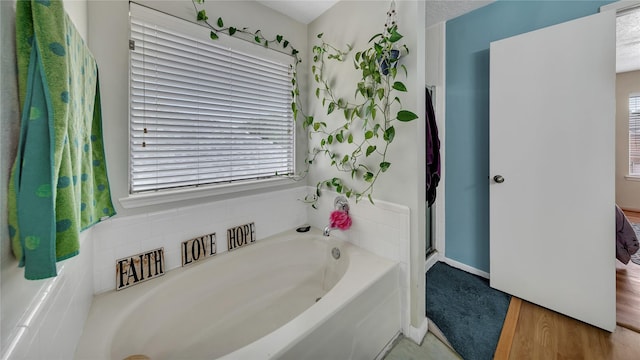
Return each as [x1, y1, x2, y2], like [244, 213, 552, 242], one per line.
[129, 4, 295, 193]
[630, 95, 640, 175]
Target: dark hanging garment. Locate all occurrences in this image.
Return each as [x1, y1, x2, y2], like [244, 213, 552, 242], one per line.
[426, 88, 441, 207]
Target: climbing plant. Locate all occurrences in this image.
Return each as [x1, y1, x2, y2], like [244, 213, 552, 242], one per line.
[192, 0, 418, 207]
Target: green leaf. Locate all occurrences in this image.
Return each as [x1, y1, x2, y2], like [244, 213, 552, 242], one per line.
[364, 172, 374, 182]
[254, 36, 261, 43]
[283, 40, 289, 48]
[366, 145, 376, 157]
[389, 29, 403, 43]
[313, 122, 321, 131]
[328, 135, 334, 144]
[368, 194, 374, 204]
[365, 130, 373, 140]
[377, 88, 385, 100]
[392, 81, 407, 92]
[342, 155, 349, 164]
[217, 17, 224, 27]
[380, 162, 391, 172]
[228, 27, 236, 35]
[374, 43, 383, 55]
[197, 10, 208, 21]
[347, 134, 353, 144]
[304, 115, 314, 127]
[336, 132, 344, 143]
[397, 110, 418, 122]
[327, 102, 336, 115]
[317, 33, 324, 38]
[320, 138, 326, 146]
[276, 35, 283, 43]
[209, 31, 218, 40]
[384, 126, 395, 143]
[315, 88, 320, 99]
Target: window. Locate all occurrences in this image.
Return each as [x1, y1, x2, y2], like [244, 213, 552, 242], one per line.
[629, 94, 640, 176]
[129, 4, 295, 194]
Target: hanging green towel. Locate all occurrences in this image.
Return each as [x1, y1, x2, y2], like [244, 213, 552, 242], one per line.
[8, 0, 115, 280]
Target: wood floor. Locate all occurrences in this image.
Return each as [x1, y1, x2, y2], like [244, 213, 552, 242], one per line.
[495, 298, 640, 359]
[493, 210, 640, 359]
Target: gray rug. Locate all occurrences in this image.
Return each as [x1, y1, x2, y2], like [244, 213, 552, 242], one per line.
[426, 262, 510, 360]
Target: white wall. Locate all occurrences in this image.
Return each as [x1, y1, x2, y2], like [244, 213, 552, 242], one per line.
[307, 0, 427, 337]
[616, 70, 640, 211]
[1, 1, 95, 359]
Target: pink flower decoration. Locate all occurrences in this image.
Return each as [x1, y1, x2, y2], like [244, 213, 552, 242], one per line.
[330, 210, 352, 230]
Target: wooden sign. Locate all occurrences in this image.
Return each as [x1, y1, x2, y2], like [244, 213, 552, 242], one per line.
[116, 248, 164, 291]
[182, 233, 216, 267]
[227, 222, 256, 251]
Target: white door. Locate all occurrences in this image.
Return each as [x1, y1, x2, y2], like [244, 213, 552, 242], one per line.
[489, 10, 616, 331]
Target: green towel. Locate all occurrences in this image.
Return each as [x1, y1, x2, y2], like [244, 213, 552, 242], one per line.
[8, 0, 115, 280]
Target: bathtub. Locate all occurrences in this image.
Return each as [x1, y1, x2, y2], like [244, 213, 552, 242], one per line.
[75, 228, 401, 360]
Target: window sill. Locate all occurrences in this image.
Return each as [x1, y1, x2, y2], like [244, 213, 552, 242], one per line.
[624, 175, 640, 182]
[119, 177, 299, 209]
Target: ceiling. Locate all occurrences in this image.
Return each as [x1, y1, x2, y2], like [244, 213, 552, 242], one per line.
[256, 0, 640, 73]
[256, 0, 494, 27]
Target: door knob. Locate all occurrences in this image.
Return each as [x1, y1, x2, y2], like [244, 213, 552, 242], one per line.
[493, 175, 505, 183]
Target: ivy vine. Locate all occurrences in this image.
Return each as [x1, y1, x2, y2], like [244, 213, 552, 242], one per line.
[306, 24, 417, 205]
[192, 0, 418, 207]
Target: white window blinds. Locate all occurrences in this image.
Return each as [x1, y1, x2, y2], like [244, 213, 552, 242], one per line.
[630, 95, 640, 176]
[129, 4, 295, 193]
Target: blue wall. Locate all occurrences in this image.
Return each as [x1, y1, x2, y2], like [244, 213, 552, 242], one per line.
[445, 0, 614, 272]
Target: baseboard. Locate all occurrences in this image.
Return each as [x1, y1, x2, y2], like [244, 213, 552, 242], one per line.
[425, 251, 441, 273]
[442, 257, 490, 279]
[405, 317, 429, 344]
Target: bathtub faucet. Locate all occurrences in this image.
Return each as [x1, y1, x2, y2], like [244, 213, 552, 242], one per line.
[323, 225, 338, 237]
[323, 196, 351, 237]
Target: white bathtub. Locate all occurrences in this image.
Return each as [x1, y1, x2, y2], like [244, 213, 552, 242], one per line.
[75, 228, 401, 360]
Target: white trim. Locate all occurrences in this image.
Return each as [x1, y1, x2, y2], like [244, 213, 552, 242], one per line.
[405, 318, 429, 344]
[119, 176, 298, 208]
[435, 21, 446, 257]
[442, 256, 490, 279]
[425, 250, 441, 273]
[624, 175, 640, 181]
